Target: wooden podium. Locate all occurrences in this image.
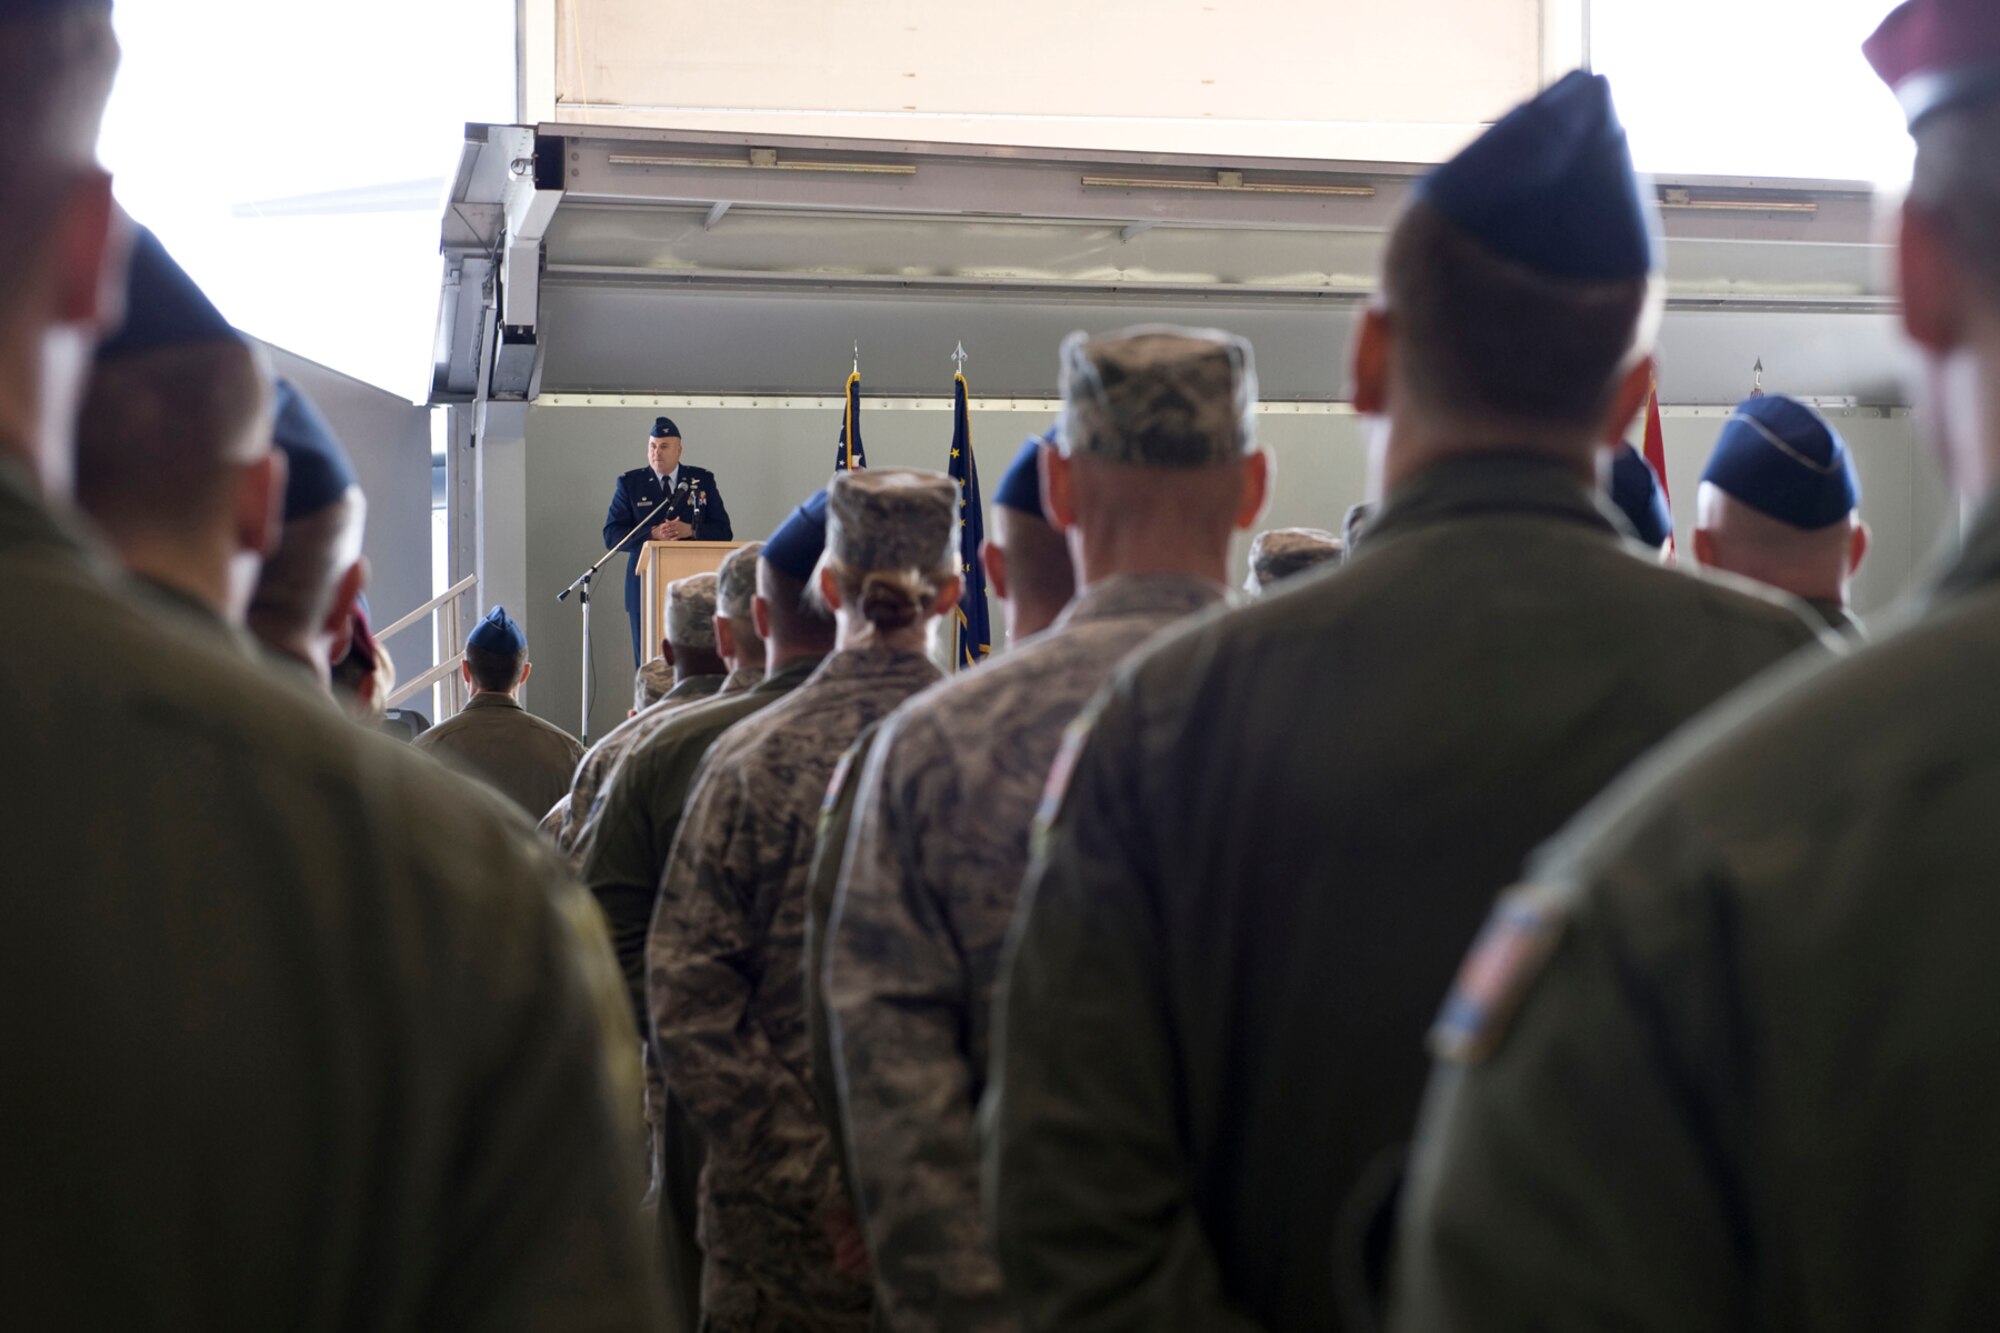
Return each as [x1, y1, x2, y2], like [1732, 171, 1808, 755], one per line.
[638, 541, 747, 657]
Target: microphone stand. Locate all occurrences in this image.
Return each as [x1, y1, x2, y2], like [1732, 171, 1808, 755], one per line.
[559, 506, 663, 746]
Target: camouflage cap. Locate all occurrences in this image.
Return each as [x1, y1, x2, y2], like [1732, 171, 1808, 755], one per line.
[826, 468, 957, 573]
[716, 541, 765, 619]
[665, 572, 718, 648]
[1245, 527, 1344, 595]
[1058, 325, 1259, 467]
[634, 656, 675, 710]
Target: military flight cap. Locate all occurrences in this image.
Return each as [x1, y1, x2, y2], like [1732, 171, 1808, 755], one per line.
[1058, 326, 1258, 467]
[467, 605, 527, 655]
[1415, 69, 1656, 281]
[96, 226, 240, 361]
[665, 572, 718, 648]
[651, 417, 680, 440]
[826, 468, 957, 571]
[1866, 0, 2000, 129]
[271, 378, 357, 521]
[1609, 443, 1674, 547]
[1701, 395, 1861, 530]
[993, 431, 1054, 518]
[1246, 527, 1343, 594]
[763, 488, 830, 581]
[716, 541, 765, 619]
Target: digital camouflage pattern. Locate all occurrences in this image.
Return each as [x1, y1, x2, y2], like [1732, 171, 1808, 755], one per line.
[581, 657, 823, 1333]
[666, 573, 718, 648]
[826, 470, 956, 575]
[1057, 326, 1258, 467]
[716, 541, 765, 618]
[635, 657, 676, 711]
[1245, 526, 1344, 595]
[827, 574, 1229, 1333]
[649, 642, 944, 1332]
[412, 693, 585, 820]
[554, 672, 728, 857]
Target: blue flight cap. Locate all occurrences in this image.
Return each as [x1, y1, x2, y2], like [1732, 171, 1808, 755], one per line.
[993, 429, 1053, 519]
[651, 417, 680, 439]
[271, 378, 357, 521]
[1701, 395, 1861, 530]
[763, 488, 830, 581]
[1608, 443, 1673, 547]
[96, 226, 240, 361]
[467, 604, 527, 655]
[1414, 70, 1657, 281]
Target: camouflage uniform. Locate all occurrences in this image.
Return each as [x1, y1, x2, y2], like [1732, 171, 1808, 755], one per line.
[828, 574, 1228, 1332]
[651, 643, 943, 1329]
[650, 468, 957, 1331]
[555, 671, 727, 856]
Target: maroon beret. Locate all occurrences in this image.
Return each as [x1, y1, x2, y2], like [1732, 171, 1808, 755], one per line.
[1866, 0, 2000, 129]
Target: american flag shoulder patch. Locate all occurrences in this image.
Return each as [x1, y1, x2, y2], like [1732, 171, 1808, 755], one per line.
[1429, 880, 1569, 1065]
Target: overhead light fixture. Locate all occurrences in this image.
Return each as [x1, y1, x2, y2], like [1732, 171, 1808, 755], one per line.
[1658, 187, 1818, 215]
[607, 150, 916, 176]
[1084, 170, 1375, 198]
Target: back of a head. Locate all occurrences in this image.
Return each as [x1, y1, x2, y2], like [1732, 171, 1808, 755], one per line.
[0, 2, 117, 269]
[760, 489, 837, 651]
[1607, 444, 1674, 549]
[464, 605, 528, 694]
[1694, 396, 1863, 595]
[822, 468, 958, 633]
[1057, 325, 1263, 548]
[991, 432, 1076, 635]
[248, 379, 365, 656]
[665, 572, 719, 653]
[75, 227, 271, 555]
[1384, 72, 1660, 440]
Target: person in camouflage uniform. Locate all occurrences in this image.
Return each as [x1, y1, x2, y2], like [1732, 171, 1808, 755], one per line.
[634, 655, 676, 712]
[823, 327, 1270, 1333]
[799, 431, 1080, 1231]
[556, 570, 728, 855]
[649, 469, 962, 1330]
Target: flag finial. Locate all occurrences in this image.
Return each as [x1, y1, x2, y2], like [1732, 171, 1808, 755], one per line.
[952, 341, 967, 375]
[1752, 358, 1765, 397]
[853, 339, 860, 375]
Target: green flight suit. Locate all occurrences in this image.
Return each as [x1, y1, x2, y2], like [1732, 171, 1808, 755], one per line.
[1390, 497, 2000, 1332]
[0, 457, 662, 1328]
[415, 691, 586, 819]
[986, 453, 1833, 1333]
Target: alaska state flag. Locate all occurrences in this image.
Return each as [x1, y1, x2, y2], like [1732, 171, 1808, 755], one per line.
[835, 369, 867, 472]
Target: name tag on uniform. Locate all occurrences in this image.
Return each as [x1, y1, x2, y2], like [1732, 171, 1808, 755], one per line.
[638, 499, 655, 508]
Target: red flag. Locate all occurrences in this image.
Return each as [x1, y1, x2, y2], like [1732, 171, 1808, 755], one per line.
[1642, 380, 1670, 505]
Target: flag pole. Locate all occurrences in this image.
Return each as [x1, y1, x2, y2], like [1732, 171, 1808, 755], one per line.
[951, 341, 968, 669]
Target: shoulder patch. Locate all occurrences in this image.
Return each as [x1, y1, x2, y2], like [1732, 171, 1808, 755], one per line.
[1429, 880, 1569, 1065]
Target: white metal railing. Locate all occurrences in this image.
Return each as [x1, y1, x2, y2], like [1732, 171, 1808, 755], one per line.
[385, 573, 477, 720]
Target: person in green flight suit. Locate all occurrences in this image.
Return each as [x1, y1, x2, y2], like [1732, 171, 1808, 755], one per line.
[414, 605, 586, 819]
[1390, 4, 2000, 1328]
[0, 2, 661, 1327]
[984, 69, 1834, 1333]
[1689, 393, 1872, 639]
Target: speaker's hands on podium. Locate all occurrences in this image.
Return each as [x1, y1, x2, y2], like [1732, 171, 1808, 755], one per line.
[652, 517, 694, 541]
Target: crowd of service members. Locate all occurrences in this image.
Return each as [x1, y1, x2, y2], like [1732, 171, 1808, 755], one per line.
[10, 0, 2000, 1328]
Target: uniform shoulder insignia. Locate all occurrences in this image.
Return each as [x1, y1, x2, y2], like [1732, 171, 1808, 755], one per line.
[1429, 880, 1569, 1065]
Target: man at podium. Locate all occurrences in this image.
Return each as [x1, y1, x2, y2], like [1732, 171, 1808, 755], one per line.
[603, 417, 733, 664]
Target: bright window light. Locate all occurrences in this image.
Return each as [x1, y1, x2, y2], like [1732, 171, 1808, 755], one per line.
[99, 2, 513, 401]
[1592, 0, 1914, 186]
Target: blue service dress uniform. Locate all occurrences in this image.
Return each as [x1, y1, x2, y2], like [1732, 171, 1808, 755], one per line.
[602, 464, 732, 664]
